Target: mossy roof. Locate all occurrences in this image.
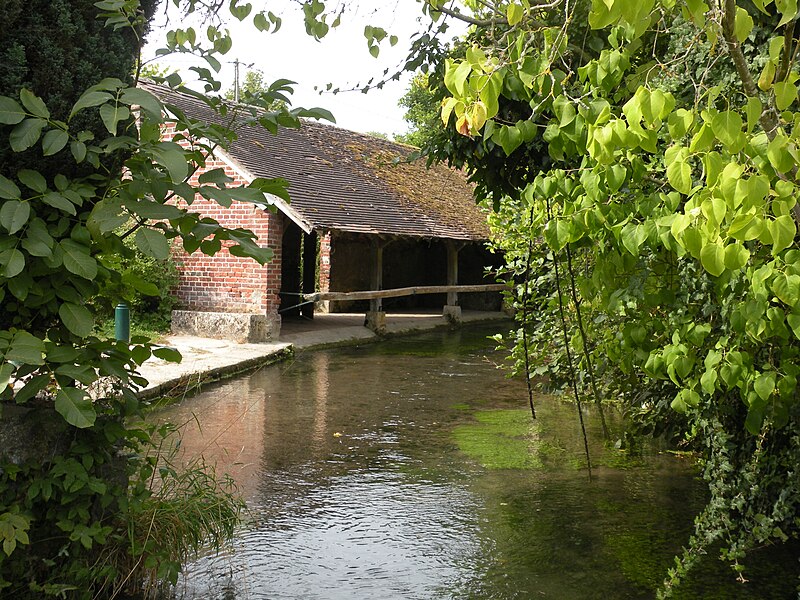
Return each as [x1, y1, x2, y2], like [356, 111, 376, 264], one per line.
[144, 82, 490, 241]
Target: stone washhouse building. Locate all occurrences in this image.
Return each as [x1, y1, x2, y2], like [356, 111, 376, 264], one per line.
[145, 82, 504, 342]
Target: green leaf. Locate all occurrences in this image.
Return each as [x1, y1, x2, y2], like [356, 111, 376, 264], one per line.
[88, 199, 127, 233]
[0, 201, 30, 235]
[773, 81, 797, 111]
[665, 145, 692, 195]
[777, 0, 798, 26]
[734, 6, 754, 41]
[723, 242, 749, 270]
[41, 130, 69, 156]
[71, 140, 87, 163]
[55, 387, 96, 428]
[544, 219, 570, 251]
[42, 192, 77, 216]
[0, 175, 21, 200]
[0, 97, 26, 125]
[135, 228, 170, 260]
[700, 242, 726, 276]
[122, 272, 159, 296]
[120, 87, 163, 118]
[13, 374, 50, 404]
[10, 118, 47, 152]
[769, 214, 796, 254]
[787, 313, 800, 340]
[153, 346, 182, 362]
[126, 199, 184, 220]
[711, 111, 744, 151]
[771, 273, 800, 305]
[620, 223, 646, 256]
[0, 363, 13, 395]
[507, 3, 524, 26]
[59, 303, 94, 337]
[60, 240, 98, 280]
[69, 90, 113, 120]
[18, 169, 47, 193]
[754, 372, 776, 401]
[153, 144, 188, 183]
[6, 332, 45, 365]
[21, 221, 54, 257]
[19, 89, 49, 119]
[0, 249, 25, 278]
[99, 103, 130, 134]
[745, 97, 762, 132]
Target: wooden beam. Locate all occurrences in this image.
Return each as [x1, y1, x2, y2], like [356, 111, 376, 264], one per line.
[445, 241, 462, 306]
[304, 283, 506, 303]
[370, 239, 384, 313]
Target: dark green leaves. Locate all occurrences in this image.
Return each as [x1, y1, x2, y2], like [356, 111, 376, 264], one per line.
[0, 97, 26, 125]
[69, 90, 113, 120]
[0, 201, 30, 235]
[60, 240, 98, 280]
[59, 303, 94, 337]
[135, 228, 170, 259]
[55, 387, 95, 428]
[10, 119, 47, 152]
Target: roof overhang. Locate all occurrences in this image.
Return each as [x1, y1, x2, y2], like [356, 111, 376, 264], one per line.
[204, 143, 314, 234]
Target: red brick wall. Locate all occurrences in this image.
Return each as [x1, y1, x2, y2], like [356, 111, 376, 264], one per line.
[163, 124, 282, 316]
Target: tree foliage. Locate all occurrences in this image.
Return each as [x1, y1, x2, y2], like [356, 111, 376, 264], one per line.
[432, 0, 800, 592]
[0, 0, 334, 595]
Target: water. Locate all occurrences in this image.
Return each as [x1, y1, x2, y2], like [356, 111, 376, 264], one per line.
[154, 324, 798, 599]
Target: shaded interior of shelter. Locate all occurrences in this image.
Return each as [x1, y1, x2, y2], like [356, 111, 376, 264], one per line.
[279, 221, 505, 321]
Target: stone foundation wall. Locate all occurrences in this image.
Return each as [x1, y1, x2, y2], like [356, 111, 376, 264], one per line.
[171, 310, 281, 343]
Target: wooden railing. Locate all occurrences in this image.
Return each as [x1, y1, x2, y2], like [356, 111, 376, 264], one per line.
[303, 283, 507, 303]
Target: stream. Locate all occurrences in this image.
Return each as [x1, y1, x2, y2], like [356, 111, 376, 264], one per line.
[154, 323, 797, 599]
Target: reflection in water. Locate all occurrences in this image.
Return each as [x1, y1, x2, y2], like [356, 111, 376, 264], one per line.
[154, 326, 797, 600]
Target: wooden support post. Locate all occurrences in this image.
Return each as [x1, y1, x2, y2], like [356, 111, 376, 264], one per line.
[446, 241, 460, 306]
[366, 238, 386, 333]
[370, 239, 384, 314]
[444, 241, 463, 323]
[301, 232, 317, 320]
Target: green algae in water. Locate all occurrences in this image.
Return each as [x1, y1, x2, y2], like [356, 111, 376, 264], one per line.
[453, 409, 545, 469]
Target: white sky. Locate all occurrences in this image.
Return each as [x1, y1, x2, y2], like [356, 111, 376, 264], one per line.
[142, 1, 466, 137]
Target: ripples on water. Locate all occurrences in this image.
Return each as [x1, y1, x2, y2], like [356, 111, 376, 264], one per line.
[154, 324, 798, 599]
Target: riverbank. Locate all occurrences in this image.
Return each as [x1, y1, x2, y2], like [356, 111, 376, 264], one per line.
[137, 310, 509, 400]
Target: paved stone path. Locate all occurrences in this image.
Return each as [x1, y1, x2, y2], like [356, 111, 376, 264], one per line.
[137, 310, 508, 399]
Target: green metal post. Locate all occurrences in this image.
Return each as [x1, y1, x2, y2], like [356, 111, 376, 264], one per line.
[115, 302, 130, 342]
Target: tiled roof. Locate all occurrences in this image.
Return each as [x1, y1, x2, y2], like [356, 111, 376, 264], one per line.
[142, 82, 490, 241]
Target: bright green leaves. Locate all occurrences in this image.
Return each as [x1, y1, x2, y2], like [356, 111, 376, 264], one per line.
[544, 218, 571, 252]
[776, 0, 799, 26]
[665, 145, 692, 195]
[773, 82, 797, 111]
[734, 6, 754, 42]
[700, 242, 726, 276]
[769, 215, 796, 254]
[507, 2, 524, 26]
[710, 111, 745, 153]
